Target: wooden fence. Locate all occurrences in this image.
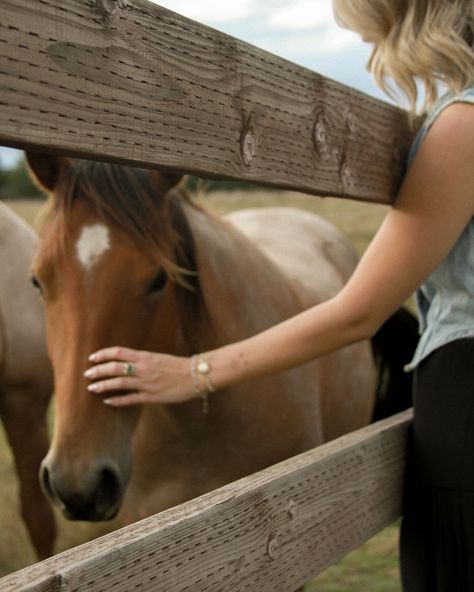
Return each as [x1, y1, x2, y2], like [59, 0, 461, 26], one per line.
[0, 411, 412, 592]
[0, 0, 415, 589]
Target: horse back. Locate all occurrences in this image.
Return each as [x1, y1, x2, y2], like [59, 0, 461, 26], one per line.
[226, 207, 359, 305]
[225, 206, 376, 441]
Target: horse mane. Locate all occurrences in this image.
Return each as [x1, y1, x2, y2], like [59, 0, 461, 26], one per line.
[46, 160, 197, 287]
[42, 159, 213, 352]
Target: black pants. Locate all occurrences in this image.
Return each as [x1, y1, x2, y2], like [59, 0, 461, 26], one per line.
[400, 338, 474, 591]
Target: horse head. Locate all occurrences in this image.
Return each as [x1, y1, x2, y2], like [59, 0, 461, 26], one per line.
[27, 153, 195, 521]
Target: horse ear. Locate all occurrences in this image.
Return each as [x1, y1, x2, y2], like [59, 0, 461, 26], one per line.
[25, 152, 70, 192]
[148, 169, 183, 195]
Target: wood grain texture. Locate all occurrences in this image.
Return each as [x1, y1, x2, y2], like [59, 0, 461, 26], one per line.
[0, 410, 412, 592]
[0, 0, 415, 203]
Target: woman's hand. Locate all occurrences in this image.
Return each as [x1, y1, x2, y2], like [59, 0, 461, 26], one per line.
[84, 347, 196, 407]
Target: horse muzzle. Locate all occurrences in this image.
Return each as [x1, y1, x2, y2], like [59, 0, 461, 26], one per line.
[39, 457, 124, 521]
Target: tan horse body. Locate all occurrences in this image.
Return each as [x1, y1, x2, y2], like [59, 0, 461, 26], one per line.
[0, 202, 55, 558]
[124, 205, 376, 520]
[27, 155, 376, 525]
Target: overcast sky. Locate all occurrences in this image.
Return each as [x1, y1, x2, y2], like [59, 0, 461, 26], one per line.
[1, 0, 385, 168]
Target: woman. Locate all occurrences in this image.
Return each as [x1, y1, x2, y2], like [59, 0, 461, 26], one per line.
[85, 1, 474, 588]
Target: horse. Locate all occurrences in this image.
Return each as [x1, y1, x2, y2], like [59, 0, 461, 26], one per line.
[26, 153, 411, 529]
[0, 201, 55, 559]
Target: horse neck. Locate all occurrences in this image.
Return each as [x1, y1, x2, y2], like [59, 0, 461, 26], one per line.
[179, 201, 303, 350]
[136, 200, 304, 466]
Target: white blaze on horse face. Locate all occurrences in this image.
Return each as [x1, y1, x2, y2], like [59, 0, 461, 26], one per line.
[76, 224, 111, 271]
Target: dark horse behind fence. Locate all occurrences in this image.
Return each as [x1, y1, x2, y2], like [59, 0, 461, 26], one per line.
[26, 153, 416, 527]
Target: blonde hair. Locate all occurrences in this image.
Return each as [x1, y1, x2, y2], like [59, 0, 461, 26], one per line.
[332, 0, 474, 113]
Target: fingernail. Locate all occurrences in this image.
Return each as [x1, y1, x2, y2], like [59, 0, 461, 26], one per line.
[103, 399, 113, 405]
[84, 369, 93, 378]
[88, 383, 99, 392]
[88, 353, 97, 362]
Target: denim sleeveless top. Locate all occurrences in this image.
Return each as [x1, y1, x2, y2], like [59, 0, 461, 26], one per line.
[405, 86, 474, 371]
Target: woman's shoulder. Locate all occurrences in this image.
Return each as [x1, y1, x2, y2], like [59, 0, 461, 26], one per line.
[409, 89, 474, 165]
[427, 100, 474, 154]
[417, 101, 474, 182]
[407, 86, 474, 166]
[424, 86, 474, 132]
[407, 100, 474, 223]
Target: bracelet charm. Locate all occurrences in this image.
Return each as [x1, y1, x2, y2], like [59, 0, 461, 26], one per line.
[197, 359, 210, 375]
[190, 354, 216, 414]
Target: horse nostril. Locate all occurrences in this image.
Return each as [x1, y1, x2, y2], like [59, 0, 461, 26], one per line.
[40, 461, 123, 520]
[40, 462, 54, 499]
[94, 466, 122, 518]
[39, 461, 66, 510]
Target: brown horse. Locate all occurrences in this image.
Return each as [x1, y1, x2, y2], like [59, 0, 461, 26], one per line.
[27, 153, 379, 526]
[0, 202, 55, 559]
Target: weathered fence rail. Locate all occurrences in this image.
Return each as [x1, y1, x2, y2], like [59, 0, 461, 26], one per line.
[0, 0, 415, 588]
[0, 0, 414, 203]
[0, 410, 412, 592]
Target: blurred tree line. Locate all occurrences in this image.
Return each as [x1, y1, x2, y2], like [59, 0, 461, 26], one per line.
[0, 154, 262, 200]
[0, 157, 42, 199]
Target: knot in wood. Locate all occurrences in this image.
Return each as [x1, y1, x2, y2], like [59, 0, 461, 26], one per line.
[266, 533, 280, 560]
[314, 119, 327, 145]
[340, 161, 353, 192]
[313, 112, 330, 160]
[96, 0, 129, 16]
[345, 109, 357, 133]
[288, 499, 297, 519]
[242, 130, 256, 167]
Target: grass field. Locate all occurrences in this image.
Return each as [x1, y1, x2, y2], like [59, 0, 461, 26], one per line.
[0, 191, 402, 590]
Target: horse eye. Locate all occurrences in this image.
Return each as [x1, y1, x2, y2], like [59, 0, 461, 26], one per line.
[148, 269, 168, 294]
[30, 275, 43, 296]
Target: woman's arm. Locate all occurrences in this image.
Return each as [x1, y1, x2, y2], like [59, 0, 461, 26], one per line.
[87, 102, 474, 406]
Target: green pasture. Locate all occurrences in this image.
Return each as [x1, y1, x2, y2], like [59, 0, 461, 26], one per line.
[0, 192, 401, 590]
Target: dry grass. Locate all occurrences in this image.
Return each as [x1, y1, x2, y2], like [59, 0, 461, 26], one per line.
[0, 193, 401, 590]
[194, 189, 389, 258]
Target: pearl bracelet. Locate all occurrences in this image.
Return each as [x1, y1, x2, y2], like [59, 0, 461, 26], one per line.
[190, 353, 216, 414]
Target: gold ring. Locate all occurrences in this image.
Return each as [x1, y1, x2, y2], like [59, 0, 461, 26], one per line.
[123, 362, 135, 376]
